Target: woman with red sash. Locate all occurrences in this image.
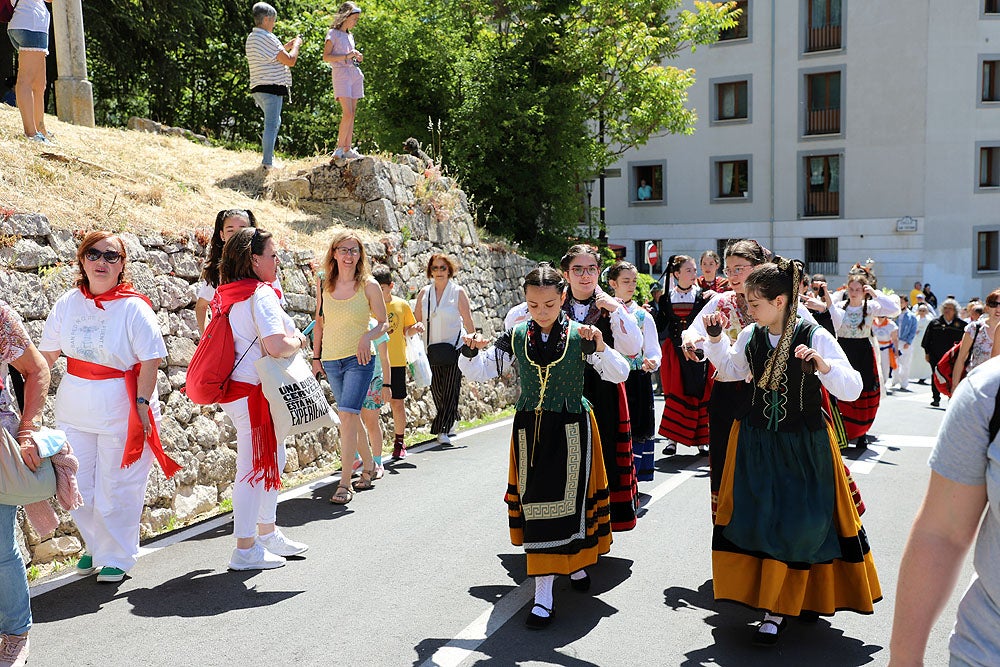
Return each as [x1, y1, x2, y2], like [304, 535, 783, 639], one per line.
[39, 232, 179, 584]
[214, 227, 312, 571]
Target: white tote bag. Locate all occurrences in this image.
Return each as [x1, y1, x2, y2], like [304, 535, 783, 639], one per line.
[405, 334, 433, 388]
[251, 293, 339, 439]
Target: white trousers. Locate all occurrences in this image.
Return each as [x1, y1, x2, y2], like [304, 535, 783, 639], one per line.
[878, 345, 893, 388]
[895, 344, 913, 389]
[221, 397, 286, 539]
[60, 423, 154, 572]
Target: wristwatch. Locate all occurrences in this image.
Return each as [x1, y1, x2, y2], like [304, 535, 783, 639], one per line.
[136, 397, 150, 406]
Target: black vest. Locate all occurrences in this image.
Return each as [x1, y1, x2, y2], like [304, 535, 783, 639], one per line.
[744, 320, 825, 433]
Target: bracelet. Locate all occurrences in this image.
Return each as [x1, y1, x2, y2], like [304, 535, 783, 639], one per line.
[312, 357, 321, 361]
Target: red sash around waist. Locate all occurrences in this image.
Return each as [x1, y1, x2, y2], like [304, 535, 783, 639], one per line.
[66, 358, 181, 478]
[219, 380, 281, 492]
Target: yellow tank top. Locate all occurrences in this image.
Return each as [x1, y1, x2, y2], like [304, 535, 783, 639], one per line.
[321, 287, 372, 361]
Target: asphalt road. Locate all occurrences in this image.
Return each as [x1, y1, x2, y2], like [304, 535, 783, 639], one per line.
[26, 381, 963, 667]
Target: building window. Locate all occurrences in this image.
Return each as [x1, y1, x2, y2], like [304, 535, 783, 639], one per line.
[980, 146, 1000, 188]
[711, 156, 751, 201]
[629, 161, 666, 205]
[716, 81, 748, 121]
[720, 0, 749, 41]
[984, 59, 1000, 102]
[807, 0, 842, 52]
[806, 72, 841, 135]
[988, 0, 1000, 15]
[978, 231, 999, 271]
[803, 154, 840, 217]
[804, 237, 839, 275]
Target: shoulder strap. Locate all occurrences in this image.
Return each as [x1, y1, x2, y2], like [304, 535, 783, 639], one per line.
[990, 386, 1000, 443]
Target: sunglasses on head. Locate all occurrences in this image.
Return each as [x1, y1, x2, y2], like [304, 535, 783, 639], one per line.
[84, 249, 123, 264]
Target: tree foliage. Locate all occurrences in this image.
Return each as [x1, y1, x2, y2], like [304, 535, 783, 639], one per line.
[82, 0, 735, 252]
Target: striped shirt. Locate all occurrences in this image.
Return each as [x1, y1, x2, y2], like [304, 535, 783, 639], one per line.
[245, 28, 292, 91]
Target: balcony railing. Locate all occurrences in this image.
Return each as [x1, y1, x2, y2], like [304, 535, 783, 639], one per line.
[806, 107, 840, 135]
[807, 25, 841, 52]
[805, 191, 839, 217]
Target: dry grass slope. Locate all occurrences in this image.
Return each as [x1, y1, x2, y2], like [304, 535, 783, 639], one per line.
[0, 106, 380, 257]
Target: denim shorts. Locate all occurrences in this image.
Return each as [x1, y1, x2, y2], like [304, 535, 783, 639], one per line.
[7, 29, 49, 54]
[323, 356, 374, 414]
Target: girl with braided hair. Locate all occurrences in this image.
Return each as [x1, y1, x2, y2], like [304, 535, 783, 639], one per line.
[701, 259, 881, 647]
[832, 267, 900, 448]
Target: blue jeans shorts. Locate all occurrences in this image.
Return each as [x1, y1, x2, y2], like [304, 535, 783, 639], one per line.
[323, 356, 375, 414]
[8, 29, 49, 54]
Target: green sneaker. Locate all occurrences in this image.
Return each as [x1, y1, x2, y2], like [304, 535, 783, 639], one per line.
[76, 553, 96, 576]
[96, 566, 126, 583]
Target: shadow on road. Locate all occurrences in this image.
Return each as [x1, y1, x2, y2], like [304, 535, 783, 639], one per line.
[411, 556, 634, 666]
[125, 569, 304, 618]
[664, 579, 884, 666]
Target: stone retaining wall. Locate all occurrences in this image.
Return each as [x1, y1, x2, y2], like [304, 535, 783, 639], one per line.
[4, 153, 534, 567]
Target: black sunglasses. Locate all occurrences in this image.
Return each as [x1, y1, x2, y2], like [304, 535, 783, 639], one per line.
[84, 249, 123, 264]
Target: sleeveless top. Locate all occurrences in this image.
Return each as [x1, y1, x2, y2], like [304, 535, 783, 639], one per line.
[512, 319, 591, 414]
[321, 287, 371, 361]
[744, 320, 824, 433]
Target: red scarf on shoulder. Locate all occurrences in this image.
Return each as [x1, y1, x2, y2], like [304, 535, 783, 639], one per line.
[214, 279, 284, 491]
[80, 282, 153, 310]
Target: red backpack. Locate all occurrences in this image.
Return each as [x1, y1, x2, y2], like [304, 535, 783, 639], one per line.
[183, 301, 254, 404]
[933, 323, 981, 398]
[1, 1, 20, 25]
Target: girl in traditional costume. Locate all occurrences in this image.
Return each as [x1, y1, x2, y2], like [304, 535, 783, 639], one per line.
[655, 254, 712, 456]
[701, 259, 881, 646]
[832, 268, 900, 448]
[459, 265, 629, 628]
[559, 245, 642, 531]
[607, 261, 661, 482]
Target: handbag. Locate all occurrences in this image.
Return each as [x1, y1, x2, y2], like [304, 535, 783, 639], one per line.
[0, 426, 57, 506]
[425, 288, 461, 366]
[251, 291, 340, 440]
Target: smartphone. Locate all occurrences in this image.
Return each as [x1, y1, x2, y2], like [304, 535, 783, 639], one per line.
[302, 320, 316, 336]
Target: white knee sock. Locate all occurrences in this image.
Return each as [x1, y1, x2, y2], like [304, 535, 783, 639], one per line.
[534, 575, 555, 616]
[570, 569, 588, 581]
[760, 612, 784, 634]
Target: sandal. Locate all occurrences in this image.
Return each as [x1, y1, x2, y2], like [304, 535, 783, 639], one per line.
[330, 484, 354, 505]
[353, 467, 374, 491]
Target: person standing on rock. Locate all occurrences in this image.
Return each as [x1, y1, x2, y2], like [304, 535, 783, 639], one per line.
[39, 232, 181, 584]
[323, 2, 364, 159]
[6, 0, 53, 143]
[0, 299, 51, 667]
[245, 2, 301, 170]
[214, 227, 311, 570]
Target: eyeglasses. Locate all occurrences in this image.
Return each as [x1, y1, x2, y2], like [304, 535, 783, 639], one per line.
[988, 301, 1000, 308]
[723, 265, 752, 277]
[336, 246, 361, 256]
[431, 265, 449, 272]
[569, 265, 600, 276]
[84, 249, 123, 264]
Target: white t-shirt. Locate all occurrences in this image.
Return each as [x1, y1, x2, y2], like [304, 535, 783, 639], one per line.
[8, 0, 50, 34]
[228, 287, 298, 385]
[39, 289, 167, 434]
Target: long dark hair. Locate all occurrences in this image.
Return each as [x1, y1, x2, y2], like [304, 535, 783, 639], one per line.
[202, 209, 257, 287]
[559, 244, 600, 272]
[607, 260, 637, 283]
[744, 257, 805, 390]
[723, 239, 770, 266]
[842, 267, 873, 322]
[524, 263, 566, 292]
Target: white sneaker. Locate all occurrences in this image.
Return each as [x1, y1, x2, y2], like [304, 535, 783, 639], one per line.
[257, 529, 309, 557]
[0, 633, 29, 667]
[437, 433, 451, 445]
[27, 133, 51, 145]
[228, 543, 286, 570]
[332, 147, 345, 158]
[344, 148, 363, 159]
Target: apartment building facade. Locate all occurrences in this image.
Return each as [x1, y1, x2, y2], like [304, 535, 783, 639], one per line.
[605, 0, 1000, 300]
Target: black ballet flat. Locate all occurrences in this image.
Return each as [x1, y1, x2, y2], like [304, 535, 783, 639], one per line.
[525, 603, 553, 630]
[753, 617, 787, 646]
[570, 573, 591, 592]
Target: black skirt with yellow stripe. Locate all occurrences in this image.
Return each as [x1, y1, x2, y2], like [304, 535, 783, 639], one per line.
[506, 408, 612, 577]
[712, 420, 882, 616]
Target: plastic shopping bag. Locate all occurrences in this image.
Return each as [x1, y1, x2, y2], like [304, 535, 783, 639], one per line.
[406, 334, 433, 388]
